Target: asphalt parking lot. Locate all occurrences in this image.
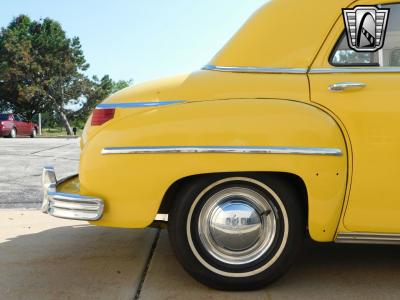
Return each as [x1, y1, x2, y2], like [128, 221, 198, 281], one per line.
[1, 138, 400, 299]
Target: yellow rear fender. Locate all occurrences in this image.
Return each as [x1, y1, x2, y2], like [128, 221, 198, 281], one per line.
[80, 99, 348, 242]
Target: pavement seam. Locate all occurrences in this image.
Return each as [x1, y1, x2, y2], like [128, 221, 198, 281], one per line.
[133, 228, 161, 300]
[31, 154, 79, 161]
[29, 143, 71, 155]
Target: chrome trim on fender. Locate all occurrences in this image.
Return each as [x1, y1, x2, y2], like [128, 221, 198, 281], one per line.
[101, 146, 342, 156]
[203, 64, 307, 74]
[309, 67, 400, 74]
[336, 232, 400, 245]
[96, 100, 185, 109]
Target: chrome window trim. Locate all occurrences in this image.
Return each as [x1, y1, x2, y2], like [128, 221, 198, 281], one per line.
[309, 67, 400, 74]
[101, 146, 342, 156]
[203, 64, 307, 74]
[96, 100, 185, 109]
[336, 232, 400, 245]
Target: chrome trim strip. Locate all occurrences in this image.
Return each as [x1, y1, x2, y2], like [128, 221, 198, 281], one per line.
[336, 232, 400, 245]
[204, 65, 400, 74]
[155, 214, 169, 222]
[203, 64, 307, 74]
[310, 67, 400, 74]
[96, 100, 185, 109]
[101, 146, 342, 156]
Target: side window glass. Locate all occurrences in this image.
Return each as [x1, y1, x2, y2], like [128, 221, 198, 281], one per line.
[330, 4, 400, 66]
[331, 36, 379, 65]
[13, 115, 20, 121]
[383, 4, 400, 66]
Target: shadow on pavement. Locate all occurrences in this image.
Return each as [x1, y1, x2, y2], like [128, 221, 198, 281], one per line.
[2, 223, 400, 300]
[0, 225, 156, 300]
[140, 231, 400, 300]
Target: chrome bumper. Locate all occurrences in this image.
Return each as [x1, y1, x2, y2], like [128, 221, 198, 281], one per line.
[42, 167, 104, 221]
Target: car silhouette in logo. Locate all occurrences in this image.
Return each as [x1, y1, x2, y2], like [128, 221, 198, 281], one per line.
[343, 6, 390, 52]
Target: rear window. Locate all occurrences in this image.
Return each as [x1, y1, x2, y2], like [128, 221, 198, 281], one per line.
[0, 114, 9, 121]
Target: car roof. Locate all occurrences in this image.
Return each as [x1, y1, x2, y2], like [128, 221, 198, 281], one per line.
[209, 0, 354, 69]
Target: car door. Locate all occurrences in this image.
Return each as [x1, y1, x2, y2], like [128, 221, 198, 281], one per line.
[309, 1, 400, 233]
[12, 115, 22, 135]
[19, 115, 30, 135]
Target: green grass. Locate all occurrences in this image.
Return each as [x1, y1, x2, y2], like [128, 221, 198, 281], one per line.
[40, 127, 82, 137]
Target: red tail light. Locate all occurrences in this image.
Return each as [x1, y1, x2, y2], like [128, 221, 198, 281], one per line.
[91, 108, 115, 126]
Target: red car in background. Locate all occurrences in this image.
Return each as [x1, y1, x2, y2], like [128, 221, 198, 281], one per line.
[0, 113, 38, 138]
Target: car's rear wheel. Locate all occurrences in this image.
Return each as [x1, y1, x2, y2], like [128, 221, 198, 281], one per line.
[9, 128, 17, 138]
[31, 128, 37, 138]
[168, 175, 305, 290]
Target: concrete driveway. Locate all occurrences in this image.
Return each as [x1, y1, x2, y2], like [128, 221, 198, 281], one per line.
[1, 138, 400, 299]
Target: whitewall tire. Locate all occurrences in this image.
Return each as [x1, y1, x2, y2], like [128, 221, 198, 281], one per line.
[168, 174, 305, 290]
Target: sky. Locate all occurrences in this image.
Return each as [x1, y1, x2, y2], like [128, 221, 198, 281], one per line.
[1, 1, 267, 84]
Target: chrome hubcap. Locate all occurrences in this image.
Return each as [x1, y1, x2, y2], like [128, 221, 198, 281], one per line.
[198, 187, 277, 265]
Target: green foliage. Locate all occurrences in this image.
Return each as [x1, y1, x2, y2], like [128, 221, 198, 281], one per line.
[112, 79, 133, 93]
[71, 76, 133, 122]
[0, 15, 133, 134]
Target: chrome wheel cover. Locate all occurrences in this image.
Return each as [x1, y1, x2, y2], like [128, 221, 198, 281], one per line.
[198, 187, 277, 265]
[187, 177, 289, 278]
[11, 129, 16, 138]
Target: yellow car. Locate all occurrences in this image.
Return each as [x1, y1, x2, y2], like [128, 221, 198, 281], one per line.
[41, 0, 400, 290]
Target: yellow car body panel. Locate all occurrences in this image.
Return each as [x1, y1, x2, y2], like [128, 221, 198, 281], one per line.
[209, 0, 354, 68]
[82, 71, 310, 146]
[80, 98, 347, 242]
[311, 0, 400, 234]
[73, 0, 400, 244]
[57, 176, 80, 194]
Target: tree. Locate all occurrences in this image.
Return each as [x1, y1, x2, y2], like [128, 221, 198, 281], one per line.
[0, 15, 47, 120]
[112, 79, 133, 93]
[0, 15, 90, 134]
[72, 75, 113, 123]
[70, 76, 133, 124]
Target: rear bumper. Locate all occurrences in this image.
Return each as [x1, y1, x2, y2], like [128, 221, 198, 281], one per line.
[42, 167, 104, 221]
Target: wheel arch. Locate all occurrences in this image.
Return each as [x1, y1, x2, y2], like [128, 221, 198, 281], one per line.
[159, 172, 308, 223]
[84, 98, 348, 242]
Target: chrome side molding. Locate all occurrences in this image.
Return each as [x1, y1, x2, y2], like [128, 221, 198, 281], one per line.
[203, 64, 308, 74]
[336, 232, 400, 245]
[203, 64, 400, 75]
[96, 100, 185, 109]
[101, 146, 343, 156]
